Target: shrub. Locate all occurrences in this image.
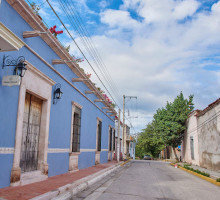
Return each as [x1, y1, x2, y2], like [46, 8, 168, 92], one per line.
[216, 178, 220, 182]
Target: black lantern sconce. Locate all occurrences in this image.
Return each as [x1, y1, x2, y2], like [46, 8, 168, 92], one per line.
[2, 55, 27, 77]
[53, 83, 63, 104]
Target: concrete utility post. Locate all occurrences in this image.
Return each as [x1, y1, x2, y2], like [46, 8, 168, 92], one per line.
[117, 109, 121, 162]
[122, 95, 125, 158]
[122, 95, 137, 159]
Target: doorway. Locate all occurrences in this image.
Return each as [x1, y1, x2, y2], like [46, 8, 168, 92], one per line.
[20, 93, 42, 172]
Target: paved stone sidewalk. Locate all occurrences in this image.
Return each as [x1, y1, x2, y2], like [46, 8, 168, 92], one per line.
[0, 161, 119, 200]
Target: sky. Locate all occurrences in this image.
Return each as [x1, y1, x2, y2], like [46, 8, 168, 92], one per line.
[27, 0, 220, 134]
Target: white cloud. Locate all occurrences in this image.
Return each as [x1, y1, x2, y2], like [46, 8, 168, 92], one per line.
[99, 0, 109, 9]
[90, 0, 220, 132]
[173, 0, 200, 20]
[120, 0, 141, 10]
[41, 0, 220, 132]
[100, 9, 140, 29]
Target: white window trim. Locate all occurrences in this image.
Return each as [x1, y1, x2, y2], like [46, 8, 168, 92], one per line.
[96, 117, 102, 152]
[69, 101, 83, 153]
[108, 125, 113, 152]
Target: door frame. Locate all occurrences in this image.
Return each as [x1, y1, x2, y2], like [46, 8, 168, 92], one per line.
[10, 61, 55, 185]
[20, 93, 43, 172]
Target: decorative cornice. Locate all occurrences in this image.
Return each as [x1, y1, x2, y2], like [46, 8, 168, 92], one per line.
[26, 61, 55, 86]
[0, 22, 24, 51]
[72, 101, 83, 109]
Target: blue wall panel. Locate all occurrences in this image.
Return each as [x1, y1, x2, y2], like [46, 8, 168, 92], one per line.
[0, 154, 13, 188]
[78, 152, 95, 169]
[47, 153, 69, 177]
[100, 151, 108, 164]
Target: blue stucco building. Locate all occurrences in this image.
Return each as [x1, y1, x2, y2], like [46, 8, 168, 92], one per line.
[0, 0, 116, 188]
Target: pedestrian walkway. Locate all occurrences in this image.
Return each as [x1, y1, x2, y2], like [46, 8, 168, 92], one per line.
[177, 162, 220, 180]
[0, 161, 119, 200]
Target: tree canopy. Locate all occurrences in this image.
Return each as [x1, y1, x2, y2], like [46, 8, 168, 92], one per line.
[136, 92, 194, 160]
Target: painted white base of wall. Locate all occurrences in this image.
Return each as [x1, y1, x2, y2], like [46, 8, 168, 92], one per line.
[20, 170, 47, 186]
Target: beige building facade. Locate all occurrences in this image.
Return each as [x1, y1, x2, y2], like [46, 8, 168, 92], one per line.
[182, 99, 220, 172]
[182, 111, 200, 166]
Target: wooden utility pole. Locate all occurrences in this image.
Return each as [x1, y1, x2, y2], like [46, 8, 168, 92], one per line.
[117, 109, 121, 162]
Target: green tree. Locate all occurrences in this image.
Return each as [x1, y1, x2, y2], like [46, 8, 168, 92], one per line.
[135, 122, 165, 158]
[154, 92, 194, 161]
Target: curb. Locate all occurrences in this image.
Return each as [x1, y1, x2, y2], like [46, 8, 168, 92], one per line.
[31, 162, 123, 200]
[120, 159, 131, 167]
[161, 159, 171, 162]
[170, 163, 220, 187]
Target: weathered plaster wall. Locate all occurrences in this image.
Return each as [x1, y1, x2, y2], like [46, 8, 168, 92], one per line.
[197, 105, 220, 171]
[182, 111, 200, 165]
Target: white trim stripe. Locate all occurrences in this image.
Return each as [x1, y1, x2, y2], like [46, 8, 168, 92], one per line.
[0, 148, 110, 154]
[80, 149, 96, 152]
[48, 148, 69, 153]
[80, 149, 109, 152]
[0, 148, 14, 154]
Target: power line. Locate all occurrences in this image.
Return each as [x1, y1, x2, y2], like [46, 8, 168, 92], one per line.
[46, 0, 120, 109]
[56, 0, 122, 107]
[64, 0, 122, 101]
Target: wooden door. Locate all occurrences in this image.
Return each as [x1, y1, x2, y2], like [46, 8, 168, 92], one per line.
[20, 93, 42, 172]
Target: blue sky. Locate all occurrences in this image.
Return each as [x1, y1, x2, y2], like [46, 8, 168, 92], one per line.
[26, 0, 220, 134]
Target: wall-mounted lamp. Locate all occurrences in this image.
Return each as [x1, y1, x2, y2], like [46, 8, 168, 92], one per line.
[53, 83, 63, 104]
[2, 55, 27, 77]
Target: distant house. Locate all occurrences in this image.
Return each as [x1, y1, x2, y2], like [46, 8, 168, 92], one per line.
[0, 0, 116, 188]
[182, 99, 220, 171]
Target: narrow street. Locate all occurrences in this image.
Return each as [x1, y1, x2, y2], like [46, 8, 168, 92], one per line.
[73, 160, 220, 200]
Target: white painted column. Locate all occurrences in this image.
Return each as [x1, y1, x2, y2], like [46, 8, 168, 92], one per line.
[11, 83, 26, 185]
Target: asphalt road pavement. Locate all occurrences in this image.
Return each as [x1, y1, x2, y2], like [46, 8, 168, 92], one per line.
[73, 160, 220, 200]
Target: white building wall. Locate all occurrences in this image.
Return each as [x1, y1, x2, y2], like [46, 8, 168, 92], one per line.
[197, 104, 220, 171]
[182, 111, 200, 165]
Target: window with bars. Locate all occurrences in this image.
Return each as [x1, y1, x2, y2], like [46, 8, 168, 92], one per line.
[72, 107, 81, 152]
[113, 129, 115, 151]
[109, 127, 112, 151]
[97, 120, 102, 151]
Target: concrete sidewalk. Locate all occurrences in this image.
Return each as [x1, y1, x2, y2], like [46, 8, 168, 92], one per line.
[177, 162, 220, 180]
[0, 161, 122, 200]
